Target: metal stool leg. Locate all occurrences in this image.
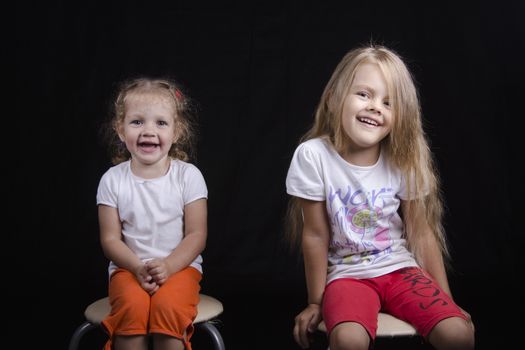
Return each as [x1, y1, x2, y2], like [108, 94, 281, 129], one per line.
[69, 318, 225, 350]
[196, 321, 226, 350]
[68, 322, 98, 350]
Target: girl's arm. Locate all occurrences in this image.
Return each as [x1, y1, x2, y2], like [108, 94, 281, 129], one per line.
[301, 198, 330, 305]
[417, 224, 452, 296]
[402, 200, 475, 329]
[98, 204, 144, 273]
[401, 200, 452, 297]
[163, 198, 207, 276]
[293, 198, 330, 349]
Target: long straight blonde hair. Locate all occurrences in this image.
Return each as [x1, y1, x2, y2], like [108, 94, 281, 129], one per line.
[286, 44, 448, 266]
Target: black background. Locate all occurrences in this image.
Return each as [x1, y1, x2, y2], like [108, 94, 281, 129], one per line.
[16, 0, 522, 349]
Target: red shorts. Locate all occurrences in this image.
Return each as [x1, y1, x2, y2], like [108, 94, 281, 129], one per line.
[102, 266, 201, 350]
[322, 267, 466, 339]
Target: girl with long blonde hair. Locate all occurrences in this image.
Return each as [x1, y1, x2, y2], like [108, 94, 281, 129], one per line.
[285, 45, 475, 350]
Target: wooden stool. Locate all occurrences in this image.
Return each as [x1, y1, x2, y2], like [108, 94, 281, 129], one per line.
[69, 294, 225, 350]
[318, 312, 418, 337]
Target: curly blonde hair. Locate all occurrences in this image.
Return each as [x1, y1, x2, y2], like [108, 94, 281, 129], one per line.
[105, 77, 197, 164]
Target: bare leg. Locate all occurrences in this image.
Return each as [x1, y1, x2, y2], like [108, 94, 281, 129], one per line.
[153, 333, 185, 350]
[427, 316, 475, 350]
[114, 335, 148, 350]
[329, 322, 370, 350]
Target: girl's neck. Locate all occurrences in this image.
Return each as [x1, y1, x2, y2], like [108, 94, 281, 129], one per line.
[339, 144, 381, 166]
[130, 157, 171, 179]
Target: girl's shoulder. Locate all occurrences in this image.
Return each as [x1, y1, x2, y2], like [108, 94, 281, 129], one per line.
[97, 161, 131, 195]
[101, 160, 131, 179]
[292, 138, 338, 167]
[171, 158, 201, 173]
[170, 159, 208, 192]
[295, 137, 333, 155]
[298, 136, 329, 148]
[170, 159, 205, 180]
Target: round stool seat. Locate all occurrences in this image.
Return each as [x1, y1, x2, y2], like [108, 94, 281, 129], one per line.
[85, 294, 224, 325]
[318, 312, 417, 337]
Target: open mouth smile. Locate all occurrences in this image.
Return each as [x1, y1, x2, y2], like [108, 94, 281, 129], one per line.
[357, 116, 381, 126]
[138, 141, 160, 152]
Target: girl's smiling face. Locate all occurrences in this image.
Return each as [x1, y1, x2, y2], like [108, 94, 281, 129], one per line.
[118, 92, 178, 174]
[340, 62, 393, 162]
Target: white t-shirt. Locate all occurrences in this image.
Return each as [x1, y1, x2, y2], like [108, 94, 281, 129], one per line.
[286, 138, 418, 283]
[97, 159, 208, 277]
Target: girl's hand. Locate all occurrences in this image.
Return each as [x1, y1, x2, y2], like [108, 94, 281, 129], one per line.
[134, 264, 159, 295]
[145, 258, 170, 285]
[293, 303, 322, 349]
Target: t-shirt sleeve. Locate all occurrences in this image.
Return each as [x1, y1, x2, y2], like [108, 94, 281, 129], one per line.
[285, 142, 325, 201]
[397, 178, 409, 200]
[181, 164, 208, 205]
[396, 170, 429, 201]
[96, 170, 118, 208]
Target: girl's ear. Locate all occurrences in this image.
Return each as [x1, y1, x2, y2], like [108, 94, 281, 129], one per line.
[115, 124, 125, 142]
[325, 89, 337, 115]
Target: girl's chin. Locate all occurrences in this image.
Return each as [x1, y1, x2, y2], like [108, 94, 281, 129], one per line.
[132, 154, 167, 164]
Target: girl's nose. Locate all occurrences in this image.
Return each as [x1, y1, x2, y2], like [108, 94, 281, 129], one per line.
[142, 121, 156, 134]
[367, 99, 383, 114]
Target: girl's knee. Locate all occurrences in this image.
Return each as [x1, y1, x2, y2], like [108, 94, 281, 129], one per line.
[152, 333, 185, 350]
[329, 322, 370, 350]
[428, 317, 475, 350]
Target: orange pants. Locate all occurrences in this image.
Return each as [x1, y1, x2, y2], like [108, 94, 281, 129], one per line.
[102, 266, 201, 350]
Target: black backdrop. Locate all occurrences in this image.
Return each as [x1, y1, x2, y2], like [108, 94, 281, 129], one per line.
[16, 1, 522, 349]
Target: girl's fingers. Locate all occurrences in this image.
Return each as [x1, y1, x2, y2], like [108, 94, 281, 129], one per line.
[293, 315, 311, 349]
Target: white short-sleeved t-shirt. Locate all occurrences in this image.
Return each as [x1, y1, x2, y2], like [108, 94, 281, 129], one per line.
[286, 138, 418, 283]
[97, 159, 208, 277]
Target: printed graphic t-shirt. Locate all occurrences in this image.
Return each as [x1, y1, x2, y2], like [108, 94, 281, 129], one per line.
[286, 138, 418, 283]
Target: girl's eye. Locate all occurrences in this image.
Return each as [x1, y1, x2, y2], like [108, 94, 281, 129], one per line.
[130, 120, 142, 125]
[384, 100, 391, 107]
[157, 120, 169, 126]
[357, 91, 368, 98]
